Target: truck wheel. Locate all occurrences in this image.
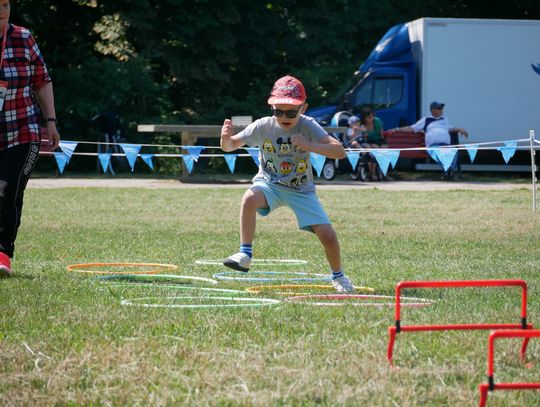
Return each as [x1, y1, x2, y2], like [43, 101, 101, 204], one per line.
[322, 162, 336, 180]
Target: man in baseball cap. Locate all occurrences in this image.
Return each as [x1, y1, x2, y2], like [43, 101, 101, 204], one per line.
[429, 101, 445, 110]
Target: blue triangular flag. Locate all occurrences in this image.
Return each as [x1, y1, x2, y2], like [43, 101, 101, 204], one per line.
[310, 152, 325, 178]
[346, 151, 360, 170]
[182, 146, 205, 161]
[182, 154, 195, 174]
[54, 152, 68, 174]
[59, 141, 78, 160]
[140, 154, 154, 170]
[245, 148, 260, 167]
[371, 151, 392, 176]
[371, 150, 401, 176]
[466, 145, 479, 163]
[224, 154, 237, 174]
[387, 150, 400, 168]
[436, 148, 458, 172]
[119, 143, 142, 171]
[427, 148, 439, 162]
[496, 141, 518, 164]
[98, 153, 112, 173]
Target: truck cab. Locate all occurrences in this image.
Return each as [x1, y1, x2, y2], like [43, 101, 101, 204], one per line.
[307, 23, 416, 129]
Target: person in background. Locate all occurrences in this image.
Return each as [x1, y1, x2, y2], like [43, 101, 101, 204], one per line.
[345, 115, 365, 148]
[220, 75, 355, 293]
[0, 0, 60, 277]
[359, 106, 389, 181]
[389, 101, 468, 180]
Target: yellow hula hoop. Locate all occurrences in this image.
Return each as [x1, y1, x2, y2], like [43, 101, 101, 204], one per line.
[66, 262, 179, 275]
[245, 284, 375, 295]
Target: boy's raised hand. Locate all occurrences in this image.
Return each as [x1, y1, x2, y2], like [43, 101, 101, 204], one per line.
[221, 119, 234, 139]
[220, 119, 236, 151]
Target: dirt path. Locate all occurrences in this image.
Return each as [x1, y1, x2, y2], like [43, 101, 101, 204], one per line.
[27, 177, 533, 191]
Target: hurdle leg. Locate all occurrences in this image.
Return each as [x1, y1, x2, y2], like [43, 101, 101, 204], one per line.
[520, 337, 531, 362]
[387, 327, 397, 366]
[478, 384, 489, 407]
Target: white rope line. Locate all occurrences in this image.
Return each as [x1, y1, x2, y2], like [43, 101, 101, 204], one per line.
[52, 137, 534, 152]
[45, 137, 537, 156]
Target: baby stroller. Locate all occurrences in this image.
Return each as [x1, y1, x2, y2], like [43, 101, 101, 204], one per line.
[320, 111, 369, 181]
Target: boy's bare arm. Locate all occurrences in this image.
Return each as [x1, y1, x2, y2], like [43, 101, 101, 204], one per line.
[291, 134, 346, 159]
[220, 119, 246, 151]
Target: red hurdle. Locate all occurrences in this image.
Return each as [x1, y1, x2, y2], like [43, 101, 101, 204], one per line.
[387, 280, 533, 366]
[478, 329, 540, 406]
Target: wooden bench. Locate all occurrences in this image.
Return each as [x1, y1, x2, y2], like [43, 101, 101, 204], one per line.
[384, 130, 426, 159]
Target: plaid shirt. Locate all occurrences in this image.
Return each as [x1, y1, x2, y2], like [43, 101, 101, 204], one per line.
[0, 24, 51, 151]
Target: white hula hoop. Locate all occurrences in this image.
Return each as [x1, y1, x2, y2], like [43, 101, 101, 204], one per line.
[121, 296, 280, 309]
[285, 294, 436, 307]
[212, 271, 331, 283]
[195, 259, 308, 266]
[103, 283, 245, 294]
[97, 274, 218, 285]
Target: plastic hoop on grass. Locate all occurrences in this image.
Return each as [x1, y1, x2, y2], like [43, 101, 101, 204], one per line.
[245, 284, 375, 295]
[102, 283, 245, 294]
[66, 262, 178, 275]
[195, 259, 308, 266]
[285, 294, 436, 307]
[96, 274, 217, 284]
[121, 296, 280, 309]
[212, 271, 331, 283]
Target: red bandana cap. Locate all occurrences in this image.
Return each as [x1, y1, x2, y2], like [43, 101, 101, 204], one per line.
[267, 75, 306, 105]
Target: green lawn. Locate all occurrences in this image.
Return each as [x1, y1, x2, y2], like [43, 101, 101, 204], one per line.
[1, 186, 539, 406]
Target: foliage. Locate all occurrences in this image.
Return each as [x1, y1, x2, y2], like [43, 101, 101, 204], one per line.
[8, 0, 540, 169]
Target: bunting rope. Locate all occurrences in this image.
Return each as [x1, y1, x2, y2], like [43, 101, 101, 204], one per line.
[46, 134, 538, 182]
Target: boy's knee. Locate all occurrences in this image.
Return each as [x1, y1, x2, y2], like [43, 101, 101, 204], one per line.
[241, 189, 266, 209]
[314, 224, 338, 245]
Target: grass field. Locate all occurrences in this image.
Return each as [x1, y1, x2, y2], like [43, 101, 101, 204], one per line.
[1, 184, 539, 406]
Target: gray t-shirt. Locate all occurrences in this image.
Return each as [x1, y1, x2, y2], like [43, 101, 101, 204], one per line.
[237, 115, 327, 192]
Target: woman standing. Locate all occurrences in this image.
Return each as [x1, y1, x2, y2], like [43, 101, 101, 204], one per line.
[0, 0, 60, 277]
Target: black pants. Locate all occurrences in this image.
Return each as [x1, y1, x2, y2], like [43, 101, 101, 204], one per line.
[0, 141, 40, 258]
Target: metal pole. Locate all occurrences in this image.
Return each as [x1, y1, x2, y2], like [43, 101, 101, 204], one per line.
[530, 130, 537, 211]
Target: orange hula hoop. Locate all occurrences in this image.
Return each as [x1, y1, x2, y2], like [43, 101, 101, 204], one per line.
[66, 262, 178, 275]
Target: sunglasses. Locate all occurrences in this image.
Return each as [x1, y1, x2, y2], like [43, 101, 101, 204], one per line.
[271, 105, 303, 119]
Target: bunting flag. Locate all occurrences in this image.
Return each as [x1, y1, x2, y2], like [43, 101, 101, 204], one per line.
[182, 154, 195, 174]
[98, 153, 112, 173]
[346, 151, 360, 170]
[371, 150, 400, 176]
[435, 148, 458, 172]
[58, 141, 78, 160]
[310, 152, 325, 178]
[427, 148, 439, 162]
[466, 145, 479, 163]
[224, 154, 237, 174]
[119, 143, 142, 171]
[496, 141, 518, 164]
[140, 154, 154, 170]
[53, 152, 68, 174]
[182, 146, 205, 161]
[245, 148, 260, 167]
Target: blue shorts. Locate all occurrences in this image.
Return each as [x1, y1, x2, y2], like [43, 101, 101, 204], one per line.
[251, 180, 331, 232]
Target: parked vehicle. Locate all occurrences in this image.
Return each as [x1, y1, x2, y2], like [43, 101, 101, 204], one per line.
[307, 18, 540, 160]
